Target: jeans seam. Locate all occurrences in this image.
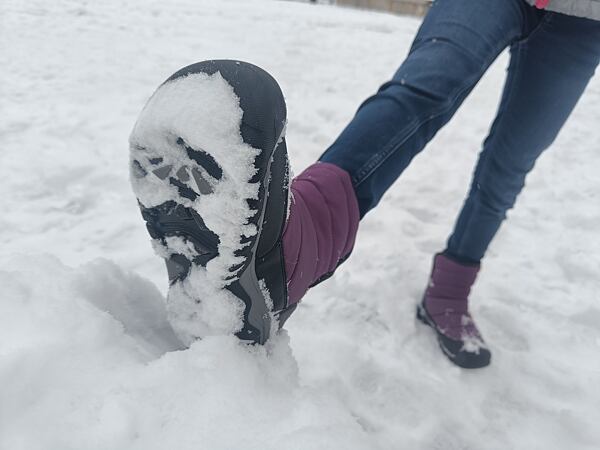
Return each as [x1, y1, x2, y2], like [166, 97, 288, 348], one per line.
[518, 11, 554, 45]
[351, 116, 418, 186]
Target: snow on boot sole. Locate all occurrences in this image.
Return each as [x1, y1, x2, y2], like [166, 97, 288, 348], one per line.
[129, 60, 289, 346]
[416, 303, 491, 369]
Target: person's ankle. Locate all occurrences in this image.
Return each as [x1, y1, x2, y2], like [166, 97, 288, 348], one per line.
[440, 250, 480, 267]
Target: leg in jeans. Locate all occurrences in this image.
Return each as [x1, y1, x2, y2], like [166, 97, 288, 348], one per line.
[320, 0, 540, 216]
[445, 13, 600, 264]
[315, 0, 599, 368]
[422, 13, 599, 368]
[314, 0, 538, 367]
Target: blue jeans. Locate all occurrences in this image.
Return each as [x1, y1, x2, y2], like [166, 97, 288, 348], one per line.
[320, 0, 600, 263]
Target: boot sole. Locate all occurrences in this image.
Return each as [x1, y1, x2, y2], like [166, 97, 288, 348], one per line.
[130, 61, 288, 345]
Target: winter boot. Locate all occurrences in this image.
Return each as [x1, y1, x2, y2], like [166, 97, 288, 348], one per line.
[129, 60, 358, 346]
[417, 253, 491, 368]
[284, 162, 359, 306]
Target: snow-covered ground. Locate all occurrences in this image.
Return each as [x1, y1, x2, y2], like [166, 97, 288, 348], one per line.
[2, 0, 599, 448]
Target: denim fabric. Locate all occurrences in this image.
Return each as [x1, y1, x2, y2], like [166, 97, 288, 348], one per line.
[320, 0, 600, 263]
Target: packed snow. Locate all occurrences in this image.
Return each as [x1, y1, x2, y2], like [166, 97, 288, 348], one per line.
[130, 72, 261, 344]
[1, 0, 599, 449]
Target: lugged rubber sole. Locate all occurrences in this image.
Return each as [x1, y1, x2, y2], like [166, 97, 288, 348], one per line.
[129, 61, 288, 346]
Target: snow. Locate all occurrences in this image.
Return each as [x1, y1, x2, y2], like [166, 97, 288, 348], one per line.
[1, 0, 599, 449]
[130, 71, 262, 343]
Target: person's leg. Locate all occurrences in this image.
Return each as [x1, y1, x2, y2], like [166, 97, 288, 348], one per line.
[287, 0, 543, 313]
[130, 61, 361, 344]
[320, 0, 539, 217]
[421, 12, 600, 368]
[445, 13, 600, 264]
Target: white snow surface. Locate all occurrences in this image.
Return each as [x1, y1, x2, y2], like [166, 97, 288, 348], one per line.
[1, 0, 599, 449]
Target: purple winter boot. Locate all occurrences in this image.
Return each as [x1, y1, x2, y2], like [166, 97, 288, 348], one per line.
[131, 60, 359, 345]
[132, 60, 363, 346]
[280, 162, 360, 320]
[417, 253, 491, 368]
